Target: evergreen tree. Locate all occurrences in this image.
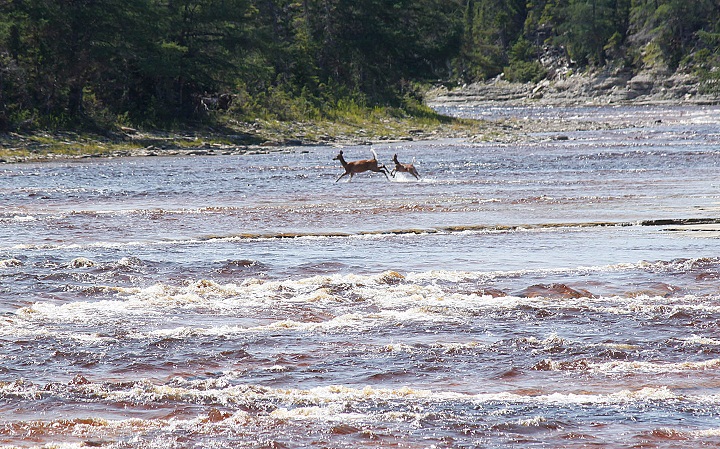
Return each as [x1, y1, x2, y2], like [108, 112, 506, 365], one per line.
[458, 0, 526, 80]
[152, 0, 260, 119]
[2, 0, 720, 130]
[557, 0, 624, 65]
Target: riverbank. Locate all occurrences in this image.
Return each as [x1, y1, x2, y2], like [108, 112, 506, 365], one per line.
[0, 114, 485, 163]
[4, 70, 718, 163]
[0, 109, 630, 164]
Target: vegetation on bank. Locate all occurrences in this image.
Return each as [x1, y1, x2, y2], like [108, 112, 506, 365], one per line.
[1, 0, 719, 137]
[0, 101, 484, 162]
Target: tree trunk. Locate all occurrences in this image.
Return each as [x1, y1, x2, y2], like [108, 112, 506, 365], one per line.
[68, 81, 84, 116]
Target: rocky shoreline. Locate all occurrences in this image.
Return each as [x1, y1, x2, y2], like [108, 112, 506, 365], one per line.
[426, 70, 719, 108]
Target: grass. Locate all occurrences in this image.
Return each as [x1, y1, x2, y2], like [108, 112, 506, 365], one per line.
[233, 100, 478, 144]
[0, 132, 139, 160]
[0, 101, 484, 162]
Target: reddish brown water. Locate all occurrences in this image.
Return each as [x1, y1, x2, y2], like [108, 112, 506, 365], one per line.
[1, 105, 720, 448]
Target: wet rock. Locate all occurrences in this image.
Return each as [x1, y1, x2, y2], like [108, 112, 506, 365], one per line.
[377, 270, 405, 285]
[331, 424, 361, 435]
[473, 287, 507, 298]
[203, 408, 232, 423]
[515, 283, 594, 299]
[69, 374, 91, 385]
[69, 257, 96, 268]
[625, 282, 683, 298]
[84, 441, 115, 448]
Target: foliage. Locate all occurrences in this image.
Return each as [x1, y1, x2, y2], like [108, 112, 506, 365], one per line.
[504, 38, 547, 82]
[555, 0, 628, 65]
[456, 0, 527, 81]
[687, 26, 720, 94]
[1, 0, 719, 132]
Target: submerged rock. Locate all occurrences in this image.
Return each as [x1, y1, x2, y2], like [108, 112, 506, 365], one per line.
[69, 257, 96, 268]
[515, 283, 594, 299]
[473, 287, 507, 298]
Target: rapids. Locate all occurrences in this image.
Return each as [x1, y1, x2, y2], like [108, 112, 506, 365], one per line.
[1, 105, 720, 448]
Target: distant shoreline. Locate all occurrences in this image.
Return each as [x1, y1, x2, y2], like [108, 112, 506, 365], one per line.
[426, 71, 720, 109]
[3, 77, 718, 164]
[0, 121, 475, 164]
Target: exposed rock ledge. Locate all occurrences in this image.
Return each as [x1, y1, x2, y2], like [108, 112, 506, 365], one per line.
[427, 71, 720, 108]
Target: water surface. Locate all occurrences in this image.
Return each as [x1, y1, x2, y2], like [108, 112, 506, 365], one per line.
[1, 105, 720, 448]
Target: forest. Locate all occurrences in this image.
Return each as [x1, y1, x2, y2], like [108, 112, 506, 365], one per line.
[1, 0, 719, 131]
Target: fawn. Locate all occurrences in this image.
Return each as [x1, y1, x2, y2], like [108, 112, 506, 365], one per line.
[390, 154, 420, 180]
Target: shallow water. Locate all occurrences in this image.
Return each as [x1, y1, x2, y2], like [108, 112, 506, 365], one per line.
[1, 105, 720, 448]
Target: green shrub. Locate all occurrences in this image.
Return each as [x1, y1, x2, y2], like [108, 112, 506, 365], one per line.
[504, 60, 547, 83]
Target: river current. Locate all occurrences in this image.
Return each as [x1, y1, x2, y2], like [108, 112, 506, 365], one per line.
[1, 105, 720, 448]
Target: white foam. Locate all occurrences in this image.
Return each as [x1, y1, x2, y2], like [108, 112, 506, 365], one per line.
[114, 381, 691, 408]
[0, 258, 22, 268]
[69, 257, 96, 268]
[9, 270, 720, 344]
[270, 404, 366, 422]
[693, 428, 720, 437]
[516, 416, 549, 427]
[682, 335, 720, 346]
[595, 299, 720, 316]
[18, 299, 162, 324]
[1, 443, 88, 449]
[405, 262, 641, 284]
[591, 358, 720, 374]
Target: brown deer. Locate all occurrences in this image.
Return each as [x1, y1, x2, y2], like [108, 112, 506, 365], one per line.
[390, 154, 420, 180]
[333, 149, 390, 182]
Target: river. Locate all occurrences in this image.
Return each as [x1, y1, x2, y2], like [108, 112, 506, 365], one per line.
[1, 104, 720, 448]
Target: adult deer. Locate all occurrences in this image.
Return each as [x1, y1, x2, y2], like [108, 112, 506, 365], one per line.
[333, 149, 390, 182]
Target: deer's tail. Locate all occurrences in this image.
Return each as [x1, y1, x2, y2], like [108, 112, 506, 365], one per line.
[370, 149, 379, 161]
